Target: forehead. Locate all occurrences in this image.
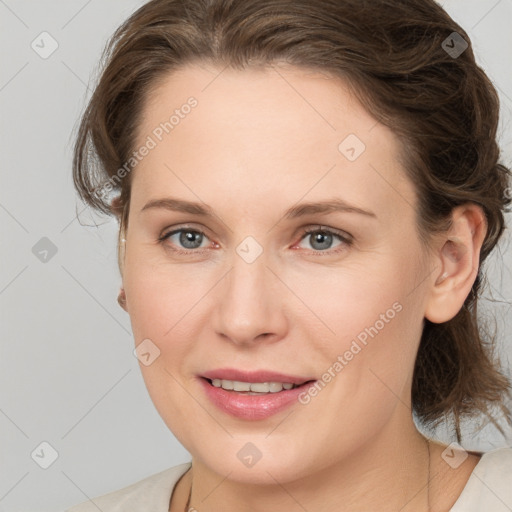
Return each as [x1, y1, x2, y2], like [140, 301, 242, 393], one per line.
[138, 62, 376, 148]
[130, 63, 417, 225]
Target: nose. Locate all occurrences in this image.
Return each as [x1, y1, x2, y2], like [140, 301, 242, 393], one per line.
[212, 248, 288, 347]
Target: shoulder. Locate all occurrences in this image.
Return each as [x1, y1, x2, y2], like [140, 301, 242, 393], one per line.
[66, 462, 192, 512]
[450, 447, 512, 511]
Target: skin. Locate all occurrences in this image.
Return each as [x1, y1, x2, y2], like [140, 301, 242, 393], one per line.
[118, 63, 485, 511]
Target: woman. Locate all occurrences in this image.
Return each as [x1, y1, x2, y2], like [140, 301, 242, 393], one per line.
[68, 0, 512, 510]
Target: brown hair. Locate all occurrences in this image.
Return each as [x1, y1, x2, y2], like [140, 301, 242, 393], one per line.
[72, 0, 511, 440]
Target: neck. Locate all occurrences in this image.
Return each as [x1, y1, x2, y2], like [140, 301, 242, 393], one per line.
[183, 415, 432, 512]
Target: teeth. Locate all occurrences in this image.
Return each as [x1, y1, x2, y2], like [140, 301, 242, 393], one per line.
[211, 379, 297, 393]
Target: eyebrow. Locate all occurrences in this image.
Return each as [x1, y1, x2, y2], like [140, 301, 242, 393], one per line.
[140, 197, 377, 219]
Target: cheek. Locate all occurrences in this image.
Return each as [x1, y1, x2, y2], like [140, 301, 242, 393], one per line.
[123, 248, 211, 344]
[293, 300, 423, 469]
[298, 253, 425, 417]
[123, 258, 205, 445]
[289, 257, 417, 360]
[122, 249, 214, 405]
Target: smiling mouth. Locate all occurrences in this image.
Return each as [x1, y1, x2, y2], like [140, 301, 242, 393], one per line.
[203, 377, 314, 395]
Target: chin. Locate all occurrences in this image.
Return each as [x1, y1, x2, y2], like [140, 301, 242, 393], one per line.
[189, 435, 321, 486]
[206, 456, 310, 485]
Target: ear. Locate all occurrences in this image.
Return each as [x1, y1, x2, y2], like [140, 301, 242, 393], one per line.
[424, 203, 487, 324]
[110, 194, 124, 218]
[117, 287, 128, 312]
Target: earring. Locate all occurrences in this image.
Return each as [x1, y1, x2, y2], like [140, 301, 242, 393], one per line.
[117, 288, 127, 309]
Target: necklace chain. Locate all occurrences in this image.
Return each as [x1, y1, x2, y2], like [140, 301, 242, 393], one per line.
[184, 437, 432, 512]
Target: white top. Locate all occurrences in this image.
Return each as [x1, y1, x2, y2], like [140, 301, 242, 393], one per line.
[67, 447, 512, 511]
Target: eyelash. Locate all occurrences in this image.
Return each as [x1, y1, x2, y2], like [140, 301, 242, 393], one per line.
[157, 225, 353, 256]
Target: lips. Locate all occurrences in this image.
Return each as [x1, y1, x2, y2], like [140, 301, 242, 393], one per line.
[198, 368, 317, 420]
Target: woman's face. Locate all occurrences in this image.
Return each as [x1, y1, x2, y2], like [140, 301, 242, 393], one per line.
[122, 63, 435, 483]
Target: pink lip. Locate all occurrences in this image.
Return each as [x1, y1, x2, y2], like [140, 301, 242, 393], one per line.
[198, 368, 316, 420]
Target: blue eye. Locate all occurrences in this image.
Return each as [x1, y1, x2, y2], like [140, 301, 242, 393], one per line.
[159, 228, 210, 251]
[298, 228, 352, 253]
[158, 225, 352, 255]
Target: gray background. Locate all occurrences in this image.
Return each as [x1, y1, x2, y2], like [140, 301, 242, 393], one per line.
[0, 1, 511, 511]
